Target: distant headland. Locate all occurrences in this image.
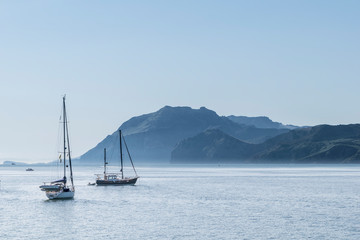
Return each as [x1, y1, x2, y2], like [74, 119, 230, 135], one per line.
[77, 106, 360, 164]
[3, 106, 360, 166]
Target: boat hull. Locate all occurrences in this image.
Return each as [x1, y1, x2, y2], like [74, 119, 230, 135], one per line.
[96, 177, 138, 185]
[46, 190, 74, 200]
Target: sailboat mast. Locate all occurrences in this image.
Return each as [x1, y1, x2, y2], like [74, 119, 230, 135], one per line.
[64, 99, 74, 189]
[63, 96, 66, 180]
[104, 148, 107, 177]
[119, 130, 124, 179]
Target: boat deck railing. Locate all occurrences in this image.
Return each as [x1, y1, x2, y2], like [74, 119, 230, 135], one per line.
[95, 173, 121, 180]
[95, 173, 123, 175]
[95, 173, 138, 180]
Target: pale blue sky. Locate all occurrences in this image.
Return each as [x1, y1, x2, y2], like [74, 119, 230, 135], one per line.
[0, 1, 359, 163]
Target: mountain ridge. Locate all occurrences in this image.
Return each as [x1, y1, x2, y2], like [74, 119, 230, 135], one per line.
[78, 106, 289, 163]
[227, 115, 298, 129]
[171, 124, 360, 163]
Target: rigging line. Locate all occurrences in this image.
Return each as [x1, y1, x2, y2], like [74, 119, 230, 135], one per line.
[122, 135, 138, 177]
[53, 104, 63, 181]
[108, 133, 118, 168]
[56, 116, 61, 180]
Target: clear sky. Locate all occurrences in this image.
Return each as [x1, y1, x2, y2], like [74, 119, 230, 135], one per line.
[0, 1, 359, 163]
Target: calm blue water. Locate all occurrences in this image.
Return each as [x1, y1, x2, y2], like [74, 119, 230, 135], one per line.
[1, 165, 360, 239]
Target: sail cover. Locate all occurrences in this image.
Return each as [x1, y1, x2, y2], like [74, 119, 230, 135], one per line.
[51, 176, 66, 184]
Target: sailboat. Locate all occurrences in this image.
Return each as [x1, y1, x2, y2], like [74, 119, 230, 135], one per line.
[39, 96, 75, 199]
[95, 130, 139, 185]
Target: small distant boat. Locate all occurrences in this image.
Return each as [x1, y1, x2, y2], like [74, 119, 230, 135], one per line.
[95, 130, 139, 185]
[11, 163, 15, 165]
[26, 168, 34, 171]
[39, 96, 75, 200]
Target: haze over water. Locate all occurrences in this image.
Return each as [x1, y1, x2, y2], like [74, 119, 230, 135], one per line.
[1, 165, 359, 239]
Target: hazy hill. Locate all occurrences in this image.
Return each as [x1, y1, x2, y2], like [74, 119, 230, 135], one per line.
[171, 129, 257, 163]
[227, 115, 298, 129]
[255, 124, 360, 163]
[78, 106, 288, 163]
[2, 161, 29, 166]
[171, 124, 360, 163]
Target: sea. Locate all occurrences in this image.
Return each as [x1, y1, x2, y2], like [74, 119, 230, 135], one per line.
[1, 164, 360, 240]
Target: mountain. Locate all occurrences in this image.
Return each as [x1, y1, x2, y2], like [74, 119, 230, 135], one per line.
[78, 106, 288, 163]
[171, 124, 360, 163]
[254, 124, 360, 163]
[1, 161, 29, 166]
[227, 115, 298, 129]
[171, 129, 257, 163]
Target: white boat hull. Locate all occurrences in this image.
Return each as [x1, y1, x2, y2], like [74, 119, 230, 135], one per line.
[46, 190, 74, 200]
